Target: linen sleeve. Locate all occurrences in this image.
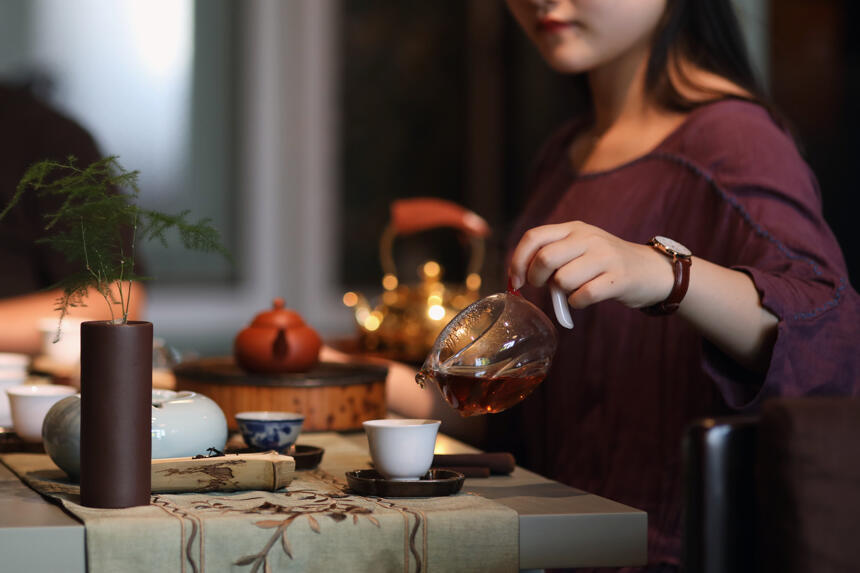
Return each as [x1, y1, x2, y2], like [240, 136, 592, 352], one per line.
[668, 100, 860, 410]
[700, 175, 860, 411]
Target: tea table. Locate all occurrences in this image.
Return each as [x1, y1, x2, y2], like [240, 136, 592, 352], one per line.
[0, 430, 646, 571]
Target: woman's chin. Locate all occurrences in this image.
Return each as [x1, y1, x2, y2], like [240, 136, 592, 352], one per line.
[539, 46, 597, 75]
[545, 57, 593, 75]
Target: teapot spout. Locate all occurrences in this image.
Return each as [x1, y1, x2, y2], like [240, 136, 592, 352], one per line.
[415, 369, 434, 389]
[272, 328, 288, 360]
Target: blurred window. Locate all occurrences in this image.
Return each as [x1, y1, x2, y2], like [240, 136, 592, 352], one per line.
[0, 0, 237, 284]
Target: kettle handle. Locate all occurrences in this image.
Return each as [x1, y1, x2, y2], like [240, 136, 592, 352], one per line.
[380, 198, 489, 280]
[390, 198, 490, 238]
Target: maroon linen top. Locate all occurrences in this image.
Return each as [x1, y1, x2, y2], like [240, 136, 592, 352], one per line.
[501, 99, 860, 566]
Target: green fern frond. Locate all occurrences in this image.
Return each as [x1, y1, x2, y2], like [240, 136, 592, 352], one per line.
[0, 155, 230, 324]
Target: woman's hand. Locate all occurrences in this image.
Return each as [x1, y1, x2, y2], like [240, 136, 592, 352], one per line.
[509, 221, 779, 373]
[508, 221, 674, 310]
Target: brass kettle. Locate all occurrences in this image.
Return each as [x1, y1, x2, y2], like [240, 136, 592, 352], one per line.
[343, 198, 490, 364]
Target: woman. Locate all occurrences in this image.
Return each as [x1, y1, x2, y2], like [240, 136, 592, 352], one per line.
[501, 0, 859, 569]
[0, 84, 146, 355]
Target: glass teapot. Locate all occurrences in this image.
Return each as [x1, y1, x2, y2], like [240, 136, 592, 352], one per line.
[416, 284, 573, 416]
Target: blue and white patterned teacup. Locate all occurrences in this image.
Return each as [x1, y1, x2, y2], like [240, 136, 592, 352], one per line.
[235, 411, 304, 452]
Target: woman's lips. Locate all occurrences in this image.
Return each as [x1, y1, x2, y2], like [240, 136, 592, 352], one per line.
[537, 18, 575, 33]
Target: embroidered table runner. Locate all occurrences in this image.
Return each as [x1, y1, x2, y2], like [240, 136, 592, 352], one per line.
[0, 433, 518, 573]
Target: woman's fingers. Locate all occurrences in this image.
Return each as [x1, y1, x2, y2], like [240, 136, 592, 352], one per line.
[509, 221, 666, 311]
[509, 221, 681, 311]
[550, 250, 624, 310]
[550, 250, 608, 295]
[526, 235, 589, 287]
[567, 272, 624, 309]
[509, 222, 588, 288]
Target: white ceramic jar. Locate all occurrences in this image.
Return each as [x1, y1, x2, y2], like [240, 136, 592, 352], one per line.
[150, 390, 229, 458]
[42, 389, 229, 480]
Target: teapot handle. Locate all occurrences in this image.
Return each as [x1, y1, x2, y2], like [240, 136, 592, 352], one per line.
[550, 286, 574, 329]
[510, 278, 574, 329]
[380, 198, 489, 280]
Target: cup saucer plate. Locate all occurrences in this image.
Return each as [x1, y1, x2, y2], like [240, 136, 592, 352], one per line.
[345, 468, 465, 497]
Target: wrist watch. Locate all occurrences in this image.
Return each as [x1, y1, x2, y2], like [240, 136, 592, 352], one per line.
[641, 235, 692, 316]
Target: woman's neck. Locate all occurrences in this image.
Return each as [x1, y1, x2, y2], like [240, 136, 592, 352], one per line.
[571, 43, 687, 173]
[587, 41, 662, 135]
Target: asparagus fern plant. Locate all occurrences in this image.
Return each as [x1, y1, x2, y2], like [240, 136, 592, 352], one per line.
[0, 155, 229, 328]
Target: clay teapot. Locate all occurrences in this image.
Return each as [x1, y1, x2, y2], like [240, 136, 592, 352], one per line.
[234, 298, 322, 373]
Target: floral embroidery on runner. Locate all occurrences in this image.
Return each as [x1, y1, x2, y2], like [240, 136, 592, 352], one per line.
[311, 468, 428, 572]
[151, 468, 429, 573]
[152, 495, 205, 573]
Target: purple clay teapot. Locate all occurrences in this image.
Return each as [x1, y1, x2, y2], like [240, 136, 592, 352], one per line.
[234, 298, 322, 373]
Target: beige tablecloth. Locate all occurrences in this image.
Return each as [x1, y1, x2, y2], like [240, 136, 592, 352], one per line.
[1, 434, 518, 573]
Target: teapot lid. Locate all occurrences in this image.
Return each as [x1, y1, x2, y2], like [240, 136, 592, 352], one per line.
[250, 298, 306, 329]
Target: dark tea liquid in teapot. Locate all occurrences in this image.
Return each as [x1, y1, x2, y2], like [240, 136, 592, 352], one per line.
[416, 367, 545, 417]
[416, 290, 558, 416]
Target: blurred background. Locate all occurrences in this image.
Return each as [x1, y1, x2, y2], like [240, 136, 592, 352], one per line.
[0, 0, 856, 356]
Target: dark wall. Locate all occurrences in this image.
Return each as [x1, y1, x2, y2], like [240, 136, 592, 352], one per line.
[769, 0, 859, 285]
[337, 2, 580, 293]
[338, 1, 470, 288]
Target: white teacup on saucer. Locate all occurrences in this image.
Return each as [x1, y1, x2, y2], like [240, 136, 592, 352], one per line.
[363, 419, 441, 481]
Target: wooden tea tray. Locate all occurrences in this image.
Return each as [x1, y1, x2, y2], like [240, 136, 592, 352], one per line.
[173, 357, 388, 432]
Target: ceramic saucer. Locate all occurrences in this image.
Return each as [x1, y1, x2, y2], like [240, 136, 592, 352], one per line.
[345, 469, 464, 497]
[291, 444, 324, 470]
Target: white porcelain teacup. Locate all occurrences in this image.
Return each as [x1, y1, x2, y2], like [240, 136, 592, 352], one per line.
[363, 419, 441, 481]
[39, 317, 85, 366]
[6, 383, 76, 442]
[0, 352, 29, 375]
[0, 354, 30, 427]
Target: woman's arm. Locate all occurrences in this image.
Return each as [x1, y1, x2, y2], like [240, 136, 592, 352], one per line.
[0, 282, 147, 355]
[318, 345, 489, 446]
[680, 256, 777, 373]
[508, 221, 778, 373]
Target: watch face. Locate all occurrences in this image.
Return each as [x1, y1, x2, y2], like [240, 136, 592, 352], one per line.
[653, 235, 692, 257]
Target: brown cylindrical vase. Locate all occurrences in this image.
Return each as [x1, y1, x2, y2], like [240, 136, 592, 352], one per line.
[80, 320, 152, 508]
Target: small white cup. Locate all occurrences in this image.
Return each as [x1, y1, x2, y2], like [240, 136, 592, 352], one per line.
[39, 317, 84, 366]
[6, 384, 76, 442]
[0, 367, 30, 427]
[0, 352, 29, 375]
[363, 419, 441, 481]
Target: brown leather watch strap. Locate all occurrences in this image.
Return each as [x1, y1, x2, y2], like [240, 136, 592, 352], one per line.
[641, 256, 691, 316]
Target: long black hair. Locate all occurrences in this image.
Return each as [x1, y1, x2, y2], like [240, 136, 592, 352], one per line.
[646, 0, 768, 111]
